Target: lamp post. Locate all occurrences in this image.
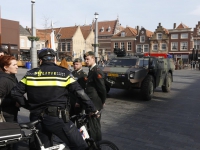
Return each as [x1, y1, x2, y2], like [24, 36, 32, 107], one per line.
[94, 12, 99, 63]
[30, 0, 37, 68]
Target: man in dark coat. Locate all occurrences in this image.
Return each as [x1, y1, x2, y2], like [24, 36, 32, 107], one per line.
[70, 58, 87, 120]
[84, 51, 107, 142]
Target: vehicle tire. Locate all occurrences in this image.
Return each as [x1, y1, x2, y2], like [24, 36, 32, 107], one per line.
[162, 73, 172, 92]
[141, 75, 154, 101]
[96, 140, 119, 150]
[105, 85, 110, 93]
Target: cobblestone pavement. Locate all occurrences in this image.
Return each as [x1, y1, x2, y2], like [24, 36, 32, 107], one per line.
[16, 68, 200, 150]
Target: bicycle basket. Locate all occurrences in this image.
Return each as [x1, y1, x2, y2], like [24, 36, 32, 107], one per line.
[0, 122, 22, 146]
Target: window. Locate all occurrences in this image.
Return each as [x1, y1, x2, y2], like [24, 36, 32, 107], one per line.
[108, 26, 111, 32]
[153, 44, 158, 51]
[121, 42, 124, 49]
[171, 34, 178, 39]
[136, 45, 143, 53]
[194, 40, 200, 49]
[181, 33, 188, 39]
[36, 44, 40, 50]
[157, 33, 162, 40]
[140, 36, 145, 43]
[21, 39, 25, 47]
[171, 42, 178, 51]
[121, 32, 125, 37]
[101, 27, 104, 32]
[161, 43, 167, 50]
[114, 43, 118, 48]
[27, 40, 31, 48]
[127, 42, 131, 51]
[144, 45, 149, 52]
[180, 42, 188, 50]
[61, 43, 66, 51]
[108, 58, 137, 66]
[67, 43, 70, 51]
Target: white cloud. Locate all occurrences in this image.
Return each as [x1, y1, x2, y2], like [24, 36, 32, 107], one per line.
[190, 5, 200, 16]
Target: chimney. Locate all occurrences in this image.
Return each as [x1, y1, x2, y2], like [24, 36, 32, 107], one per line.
[159, 23, 161, 26]
[173, 23, 176, 29]
[137, 26, 139, 35]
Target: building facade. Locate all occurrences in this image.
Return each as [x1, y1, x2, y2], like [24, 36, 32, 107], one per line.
[168, 23, 193, 63]
[149, 23, 169, 56]
[135, 27, 153, 55]
[111, 26, 137, 56]
[19, 25, 31, 60]
[1, 19, 19, 58]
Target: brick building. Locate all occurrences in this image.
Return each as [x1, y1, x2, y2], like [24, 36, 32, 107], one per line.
[168, 23, 193, 63]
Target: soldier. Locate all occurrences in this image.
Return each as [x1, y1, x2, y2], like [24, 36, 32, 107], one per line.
[70, 58, 87, 121]
[84, 51, 107, 142]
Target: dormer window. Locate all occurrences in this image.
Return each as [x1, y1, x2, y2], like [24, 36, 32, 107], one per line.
[157, 33, 162, 40]
[108, 26, 111, 32]
[101, 27, 104, 32]
[121, 32, 125, 37]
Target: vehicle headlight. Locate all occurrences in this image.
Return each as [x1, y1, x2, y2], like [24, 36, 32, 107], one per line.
[129, 72, 135, 79]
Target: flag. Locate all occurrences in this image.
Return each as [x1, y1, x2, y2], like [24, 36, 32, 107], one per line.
[192, 48, 195, 61]
[195, 50, 199, 61]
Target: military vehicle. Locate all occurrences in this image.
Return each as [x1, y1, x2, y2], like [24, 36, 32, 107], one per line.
[103, 48, 175, 101]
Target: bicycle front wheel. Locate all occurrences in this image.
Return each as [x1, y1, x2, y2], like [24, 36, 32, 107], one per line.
[96, 140, 119, 150]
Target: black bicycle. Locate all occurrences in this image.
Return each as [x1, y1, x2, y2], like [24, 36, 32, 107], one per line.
[71, 113, 119, 150]
[0, 114, 119, 150]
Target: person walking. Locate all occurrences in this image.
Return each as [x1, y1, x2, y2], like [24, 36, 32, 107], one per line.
[84, 51, 107, 142]
[11, 48, 99, 150]
[0, 55, 20, 150]
[69, 58, 87, 122]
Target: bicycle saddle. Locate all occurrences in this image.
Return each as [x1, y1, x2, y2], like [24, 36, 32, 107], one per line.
[19, 120, 41, 129]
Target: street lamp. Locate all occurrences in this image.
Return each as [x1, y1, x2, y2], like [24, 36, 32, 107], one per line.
[30, 0, 37, 68]
[94, 12, 99, 63]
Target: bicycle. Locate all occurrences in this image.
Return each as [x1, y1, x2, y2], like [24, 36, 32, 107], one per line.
[0, 120, 65, 150]
[71, 112, 119, 150]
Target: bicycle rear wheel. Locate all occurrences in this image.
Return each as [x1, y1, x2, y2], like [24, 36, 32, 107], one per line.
[96, 140, 119, 150]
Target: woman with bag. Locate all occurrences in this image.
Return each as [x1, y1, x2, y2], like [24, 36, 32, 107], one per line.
[0, 55, 19, 123]
[0, 55, 20, 150]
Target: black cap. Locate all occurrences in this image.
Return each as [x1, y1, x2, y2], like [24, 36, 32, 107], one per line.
[73, 58, 82, 64]
[83, 51, 95, 59]
[38, 48, 56, 59]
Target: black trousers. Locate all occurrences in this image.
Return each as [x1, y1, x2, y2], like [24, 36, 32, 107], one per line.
[88, 115, 102, 142]
[29, 113, 87, 150]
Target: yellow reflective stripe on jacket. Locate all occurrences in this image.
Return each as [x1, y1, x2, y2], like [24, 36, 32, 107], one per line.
[20, 76, 76, 87]
[21, 77, 27, 84]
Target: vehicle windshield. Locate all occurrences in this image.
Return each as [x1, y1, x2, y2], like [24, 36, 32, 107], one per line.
[138, 59, 149, 67]
[107, 58, 137, 66]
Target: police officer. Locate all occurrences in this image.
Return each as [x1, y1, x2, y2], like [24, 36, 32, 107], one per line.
[70, 58, 87, 121]
[84, 51, 107, 142]
[11, 48, 99, 150]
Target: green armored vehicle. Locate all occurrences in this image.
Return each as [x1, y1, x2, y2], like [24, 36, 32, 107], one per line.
[103, 49, 175, 101]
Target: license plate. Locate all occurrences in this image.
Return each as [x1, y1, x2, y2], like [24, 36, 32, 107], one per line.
[107, 73, 119, 77]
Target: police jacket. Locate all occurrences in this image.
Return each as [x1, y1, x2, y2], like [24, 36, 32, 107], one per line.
[70, 69, 87, 106]
[72, 69, 87, 89]
[11, 62, 96, 114]
[85, 65, 106, 110]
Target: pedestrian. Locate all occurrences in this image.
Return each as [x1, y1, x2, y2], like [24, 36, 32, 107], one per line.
[84, 51, 107, 142]
[0, 55, 20, 149]
[69, 58, 87, 122]
[11, 48, 99, 150]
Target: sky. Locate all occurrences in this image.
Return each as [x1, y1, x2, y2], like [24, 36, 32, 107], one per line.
[1, 0, 200, 31]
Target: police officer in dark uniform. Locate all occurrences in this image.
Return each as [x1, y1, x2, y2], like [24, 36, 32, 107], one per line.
[11, 48, 99, 150]
[70, 58, 87, 121]
[84, 51, 107, 142]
